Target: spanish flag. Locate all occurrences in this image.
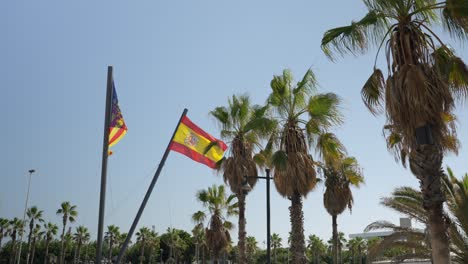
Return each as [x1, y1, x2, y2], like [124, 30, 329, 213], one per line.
[169, 116, 227, 168]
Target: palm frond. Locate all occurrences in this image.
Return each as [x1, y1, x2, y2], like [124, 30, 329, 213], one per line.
[442, 0, 468, 39]
[361, 68, 385, 115]
[315, 132, 347, 166]
[293, 69, 318, 109]
[308, 93, 343, 130]
[321, 10, 388, 60]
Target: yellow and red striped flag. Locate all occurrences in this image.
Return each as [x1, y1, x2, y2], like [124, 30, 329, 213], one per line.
[108, 82, 127, 153]
[169, 116, 227, 168]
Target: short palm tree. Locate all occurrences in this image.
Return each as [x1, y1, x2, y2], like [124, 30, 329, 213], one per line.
[192, 223, 207, 264]
[8, 217, 24, 264]
[321, 156, 364, 264]
[0, 218, 9, 250]
[347, 237, 366, 264]
[270, 233, 282, 264]
[73, 225, 90, 264]
[210, 94, 274, 264]
[136, 226, 150, 264]
[321, 1, 468, 262]
[56, 201, 77, 264]
[105, 224, 120, 262]
[267, 69, 344, 263]
[43, 222, 58, 264]
[194, 184, 238, 263]
[163, 228, 186, 262]
[26, 206, 44, 264]
[29, 224, 43, 264]
[307, 235, 327, 264]
[245, 236, 258, 263]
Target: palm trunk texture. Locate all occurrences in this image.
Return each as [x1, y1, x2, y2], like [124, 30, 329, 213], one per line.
[410, 144, 450, 263]
[290, 192, 306, 264]
[59, 224, 66, 264]
[44, 240, 50, 264]
[332, 214, 338, 264]
[237, 193, 247, 264]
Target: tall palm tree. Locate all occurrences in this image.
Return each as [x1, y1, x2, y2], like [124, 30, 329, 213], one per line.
[307, 235, 326, 264]
[245, 236, 258, 263]
[0, 218, 9, 250]
[147, 230, 159, 264]
[8, 217, 24, 264]
[43, 222, 58, 264]
[29, 224, 43, 264]
[73, 225, 90, 264]
[210, 94, 274, 264]
[321, 156, 364, 264]
[136, 226, 150, 264]
[270, 233, 282, 264]
[193, 184, 238, 263]
[321, 1, 468, 262]
[267, 69, 344, 263]
[105, 224, 120, 262]
[26, 206, 44, 264]
[56, 201, 78, 264]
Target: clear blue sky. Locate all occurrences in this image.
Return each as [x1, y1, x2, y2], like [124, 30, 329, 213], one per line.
[2, 0, 467, 246]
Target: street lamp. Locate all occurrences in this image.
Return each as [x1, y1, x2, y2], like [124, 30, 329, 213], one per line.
[17, 169, 35, 264]
[242, 168, 272, 264]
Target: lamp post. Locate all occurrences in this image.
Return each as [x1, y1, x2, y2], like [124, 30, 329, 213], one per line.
[17, 169, 35, 264]
[160, 249, 163, 264]
[242, 168, 272, 264]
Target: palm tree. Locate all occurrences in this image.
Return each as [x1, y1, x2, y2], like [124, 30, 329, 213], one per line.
[29, 224, 43, 264]
[194, 185, 238, 263]
[270, 233, 282, 264]
[105, 224, 120, 262]
[56, 201, 78, 264]
[73, 226, 90, 264]
[0, 218, 9, 250]
[163, 228, 186, 262]
[307, 235, 326, 264]
[347, 237, 366, 264]
[43, 222, 58, 264]
[26, 206, 44, 264]
[321, 156, 364, 264]
[245, 236, 257, 263]
[210, 94, 274, 264]
[8, 217, 24, 264]
[136, 226, 150, 264]
[147, 230, 159, 264]
[63, 228, 73, 263]
[267, 69, 344, 263]
[321, 1, 468, 262]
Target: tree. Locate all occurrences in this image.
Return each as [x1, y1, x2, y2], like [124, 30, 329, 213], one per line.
[347, 237, 366, 264]
[136, 227, 150, 264]
[8, 217, 24, 264]
[73, 226, 90, 264]
[105, 224, 120, 262]
[270, 233, 282, 264]
[307, 235, 327, 264]
[29, 224, 44, 264]
[194, 185, 238, 263]
[56, 201, 77, 264]
[267, 69, 344, 263]
[43, 222, 58, 264]
[321, 1, 468, 262]
[321, 156, 364, 264]
[26, 206, 44, 264]
[0, 218, 9, 250]
[245, 236, 258, 263]
[210, 94, 274, 264]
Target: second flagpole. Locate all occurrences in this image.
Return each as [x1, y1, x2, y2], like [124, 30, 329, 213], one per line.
[115, 108, 188, 264]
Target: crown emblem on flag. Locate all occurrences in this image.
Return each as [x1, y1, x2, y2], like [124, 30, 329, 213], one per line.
[184, 132, 199, 147]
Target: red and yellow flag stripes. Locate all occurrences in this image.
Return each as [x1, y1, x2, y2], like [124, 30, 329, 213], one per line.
[169, 116, 227, 168]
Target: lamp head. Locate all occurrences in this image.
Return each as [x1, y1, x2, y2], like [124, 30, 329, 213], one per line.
[28, 169, 35, 174]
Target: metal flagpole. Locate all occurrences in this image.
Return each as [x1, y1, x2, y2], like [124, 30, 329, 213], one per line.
[96, 66, 114, 264]
[115, 108, 188, 264]
[17, 169, 35, 264]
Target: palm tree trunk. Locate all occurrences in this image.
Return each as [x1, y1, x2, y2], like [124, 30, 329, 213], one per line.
[30, 239, 37, 264]
[26, 221, 33, 264]
[44, 239, 50, 264]
[332, 214, 338, 264]
[237, 193, 247, 264]
[59, 223, 66, 264]
[139, 244, 144, 264]
[409, 144, 450, 263]
[108, 239, 113, 263]
[10, 238, 16, 264]
[76, 243, 82, 264]
[290, 192, 306, 264]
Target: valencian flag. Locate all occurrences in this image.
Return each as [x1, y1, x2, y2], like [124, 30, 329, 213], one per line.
[170, 116, 227, 168]
[108, 82, 127, 151]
